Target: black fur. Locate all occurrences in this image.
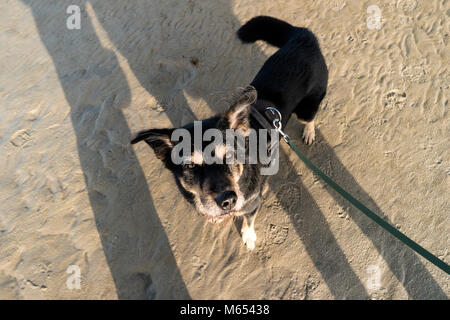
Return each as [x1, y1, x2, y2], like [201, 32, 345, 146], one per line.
[131, 128, 174, 162]
[131, 16, 328, 246]
[237, 16, 294, 48]
[238, 16, 328, 126]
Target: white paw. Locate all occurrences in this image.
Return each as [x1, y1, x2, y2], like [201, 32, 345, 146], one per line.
[242, 226, 256, 250]
[302, 123, 315, 145]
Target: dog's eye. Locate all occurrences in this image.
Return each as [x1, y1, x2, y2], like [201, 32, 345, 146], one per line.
[225, 151, 234, 161]
[184, 163, 196, 169]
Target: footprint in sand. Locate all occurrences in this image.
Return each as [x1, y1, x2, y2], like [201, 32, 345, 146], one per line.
[266, 224, 289, 246]
[400, 61, 429, 84]
[397, 0, 417, 12]
[154, 59, 198, 92]
[330, 0, 346, 12]
[384, 89, 407, 110]
[191, 255, 207, 281]
[10, 129, 32, 148]
[275, 183, 302, 214]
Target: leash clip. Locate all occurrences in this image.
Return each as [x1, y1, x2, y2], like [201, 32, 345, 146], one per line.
[266, 107, 290, 143]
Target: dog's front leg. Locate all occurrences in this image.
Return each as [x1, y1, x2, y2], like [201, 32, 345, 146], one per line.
[241, 209, 258, 250]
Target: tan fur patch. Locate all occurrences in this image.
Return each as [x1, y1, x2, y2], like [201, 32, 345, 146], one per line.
[214, 144, 227, 159]
[191, 150, 204, 164]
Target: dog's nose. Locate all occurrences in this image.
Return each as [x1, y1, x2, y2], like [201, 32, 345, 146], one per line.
[216, 191, 237, 211]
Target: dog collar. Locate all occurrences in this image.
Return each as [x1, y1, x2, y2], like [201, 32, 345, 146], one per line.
[250, 99, 279, 130]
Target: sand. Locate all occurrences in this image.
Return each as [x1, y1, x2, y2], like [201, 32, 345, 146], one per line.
[0, 0, 448, 299]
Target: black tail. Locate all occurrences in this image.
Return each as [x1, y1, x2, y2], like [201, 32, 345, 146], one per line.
[237, 16, 295, 48]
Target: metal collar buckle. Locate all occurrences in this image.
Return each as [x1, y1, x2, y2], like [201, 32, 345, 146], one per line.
[266, 107, 290, 142]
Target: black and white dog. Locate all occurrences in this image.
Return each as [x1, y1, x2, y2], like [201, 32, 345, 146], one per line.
[131, 16, 328, 250]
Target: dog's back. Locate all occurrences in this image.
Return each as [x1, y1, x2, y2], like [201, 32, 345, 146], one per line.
[237, 16, 328, 125]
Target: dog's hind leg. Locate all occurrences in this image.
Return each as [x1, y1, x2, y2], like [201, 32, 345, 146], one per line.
[241, 209, 258, 250]
[301, 120, 316, 145]
[294, 91, 326, 145]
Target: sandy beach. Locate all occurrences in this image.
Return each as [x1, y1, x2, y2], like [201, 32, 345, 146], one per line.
[0, 0, 448, 299]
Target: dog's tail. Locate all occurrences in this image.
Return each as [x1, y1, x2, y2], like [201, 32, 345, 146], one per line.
[237, 16, 295, 48]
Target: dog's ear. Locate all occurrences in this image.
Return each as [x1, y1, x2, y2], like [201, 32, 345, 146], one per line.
[131, 128, 175, 162]
[222, 86, 257, 131]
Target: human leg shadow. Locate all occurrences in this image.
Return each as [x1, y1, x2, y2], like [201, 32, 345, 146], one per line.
[86, 0, 446, 298]
[89, 1, 371, 298]
[22, 0, 190, 299]
[283, 121, 446, 299]
[89, 0, 267, 123]
[267, 143, 370, 299]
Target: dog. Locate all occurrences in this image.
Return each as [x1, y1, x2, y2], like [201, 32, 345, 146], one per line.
[131, 16, 328, 250]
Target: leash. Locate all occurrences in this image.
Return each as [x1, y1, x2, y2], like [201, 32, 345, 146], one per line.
[251, 105, 450, 274]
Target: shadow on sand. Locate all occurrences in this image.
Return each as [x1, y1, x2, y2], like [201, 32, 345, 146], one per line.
[23, 0, 446, 299]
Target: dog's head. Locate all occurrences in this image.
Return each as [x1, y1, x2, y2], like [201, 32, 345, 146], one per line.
[131, 86, 265, 223]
